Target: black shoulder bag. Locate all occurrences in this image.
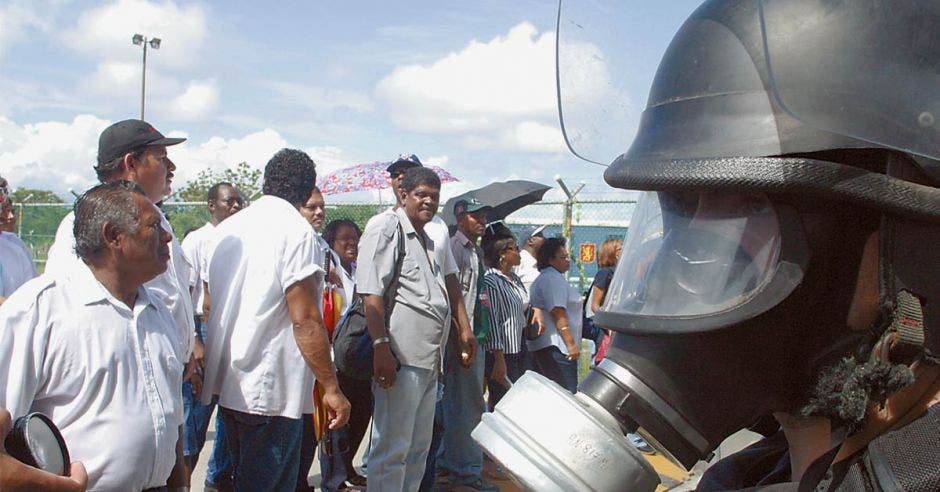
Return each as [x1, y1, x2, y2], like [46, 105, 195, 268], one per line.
[332, 219, 405, 380]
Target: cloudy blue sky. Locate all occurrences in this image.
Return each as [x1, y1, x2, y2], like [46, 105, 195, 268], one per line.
[0, 0, 700, 203]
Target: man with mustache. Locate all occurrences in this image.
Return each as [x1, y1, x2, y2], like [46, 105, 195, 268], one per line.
[45, 119, 196, 366]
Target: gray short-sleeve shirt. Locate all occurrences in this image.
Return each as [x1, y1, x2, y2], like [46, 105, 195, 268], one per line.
[356, 207, 451, 370]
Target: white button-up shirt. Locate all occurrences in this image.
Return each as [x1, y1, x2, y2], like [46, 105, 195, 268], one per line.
[46, 211, 196, 357]
[181, 221, 215, 316]
[0, 232, 37, 297]
[201, 195, 324, 418]
[0, 264, 184, 491]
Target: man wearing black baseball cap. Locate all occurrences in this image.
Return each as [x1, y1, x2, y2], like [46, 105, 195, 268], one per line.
[46, 119, 197, 389]
[385, 153, 423, 200]
[93, 119, 186, 203]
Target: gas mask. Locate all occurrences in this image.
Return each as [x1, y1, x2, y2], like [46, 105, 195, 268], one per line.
[473, 189, 882, 490]
[474, 0, 940, 487]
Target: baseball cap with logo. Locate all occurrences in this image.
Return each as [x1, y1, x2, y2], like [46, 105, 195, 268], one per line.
[386, 154, 423, 177]
[454, 198, 491, 216]
[97, 119, 186, 166]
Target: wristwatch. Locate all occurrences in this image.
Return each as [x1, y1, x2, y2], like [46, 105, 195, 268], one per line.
[372, 336, 391, 347]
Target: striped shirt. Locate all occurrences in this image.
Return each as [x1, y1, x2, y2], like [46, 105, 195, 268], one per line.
[482, 267, 529, 354]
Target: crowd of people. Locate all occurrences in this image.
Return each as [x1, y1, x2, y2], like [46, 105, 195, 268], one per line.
[0, 118, 619, 492]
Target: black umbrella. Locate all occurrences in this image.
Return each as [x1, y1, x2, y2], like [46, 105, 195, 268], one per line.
[442, 180, 552, 228]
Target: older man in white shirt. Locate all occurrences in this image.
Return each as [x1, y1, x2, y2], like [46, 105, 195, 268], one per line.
[201, 149, 350, 491]
[0, 181, 187, 490]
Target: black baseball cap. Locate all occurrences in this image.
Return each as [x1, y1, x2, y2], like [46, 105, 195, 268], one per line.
[386, 153, 423, 176]
[97, 119, 186, 166]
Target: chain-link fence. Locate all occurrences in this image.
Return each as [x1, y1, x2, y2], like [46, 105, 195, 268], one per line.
[15, 199, 637, 281]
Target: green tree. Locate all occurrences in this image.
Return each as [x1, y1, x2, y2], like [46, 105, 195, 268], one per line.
[10, 188, 64, 203]
[174, 162, 262, 202]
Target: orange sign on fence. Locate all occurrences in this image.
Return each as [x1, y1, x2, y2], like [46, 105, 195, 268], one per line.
[579, 243, 596, 263]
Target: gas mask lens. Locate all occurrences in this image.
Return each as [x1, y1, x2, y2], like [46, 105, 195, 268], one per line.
[606, 191, 782, 317]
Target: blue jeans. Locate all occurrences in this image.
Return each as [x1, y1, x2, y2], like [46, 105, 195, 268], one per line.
[182, 379, 215, 464]
[183, 323, 233, 486]
[370, 365, 438, 492]
[419, 383, 446, 492]
[436, 345, 486, 484]
[533, 346, 579, 393]
[219, 407, 303, 492]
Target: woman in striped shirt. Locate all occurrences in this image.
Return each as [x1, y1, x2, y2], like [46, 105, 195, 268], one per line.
[481, 228, 530, 410]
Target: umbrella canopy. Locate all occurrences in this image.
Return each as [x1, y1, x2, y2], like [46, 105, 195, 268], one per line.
[442, 180, 552, 228]
[318, 161, 458, 195]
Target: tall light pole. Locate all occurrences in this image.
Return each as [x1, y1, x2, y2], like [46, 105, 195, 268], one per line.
[132, 34, 161, 120]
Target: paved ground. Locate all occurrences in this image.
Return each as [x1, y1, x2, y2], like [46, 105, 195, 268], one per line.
[190, 412, 761, 491]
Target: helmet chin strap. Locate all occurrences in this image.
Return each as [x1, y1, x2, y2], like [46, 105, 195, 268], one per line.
[795, 289, 926, 491]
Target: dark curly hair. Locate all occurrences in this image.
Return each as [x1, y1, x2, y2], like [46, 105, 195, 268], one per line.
[536, 237, 566, 271]
[262, 148, 317, 206]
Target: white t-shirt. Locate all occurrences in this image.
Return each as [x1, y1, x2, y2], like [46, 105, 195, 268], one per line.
[0, 264, 183, 490]
[181, 222, 215, 316]
[516, 249, 539, 293]
[527, 267, 584, 355]
[45, 211, 196, 357]
[0, 232, 37, 297]
[201, 195, 324, 418]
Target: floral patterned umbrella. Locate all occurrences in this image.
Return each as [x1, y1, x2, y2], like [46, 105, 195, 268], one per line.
[318, 161, 458, 195]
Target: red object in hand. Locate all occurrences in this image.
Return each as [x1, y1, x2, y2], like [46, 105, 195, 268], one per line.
[323, 285, 336, 339]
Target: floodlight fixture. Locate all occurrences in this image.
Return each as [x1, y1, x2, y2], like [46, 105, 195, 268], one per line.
[131, 33, 162, 119]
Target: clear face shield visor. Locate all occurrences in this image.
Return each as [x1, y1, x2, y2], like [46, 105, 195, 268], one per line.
[605, 191, 782, 320]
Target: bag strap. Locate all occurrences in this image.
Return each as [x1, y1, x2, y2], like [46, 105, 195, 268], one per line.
[380, 219, 406, 326]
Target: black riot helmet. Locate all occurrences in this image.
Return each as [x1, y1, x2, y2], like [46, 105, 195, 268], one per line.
[591, 0, 940, 468]
[473, 2, 940, 490]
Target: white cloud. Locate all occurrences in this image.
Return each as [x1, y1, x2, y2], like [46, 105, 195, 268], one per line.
[305, 146, 352, 175]
[168, 79, 219, 121]
[169, 129, 288, 191]
[375, 22, 566, 153]
[61, 0, 208, 70]
[0, 116, 344, 201]
[0, 115, 111, 197]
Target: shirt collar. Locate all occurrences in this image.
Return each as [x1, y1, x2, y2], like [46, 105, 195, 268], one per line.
[453, 230, 474, 248]
[394, 206, 420, 237]
[72, 261, 155, 312]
